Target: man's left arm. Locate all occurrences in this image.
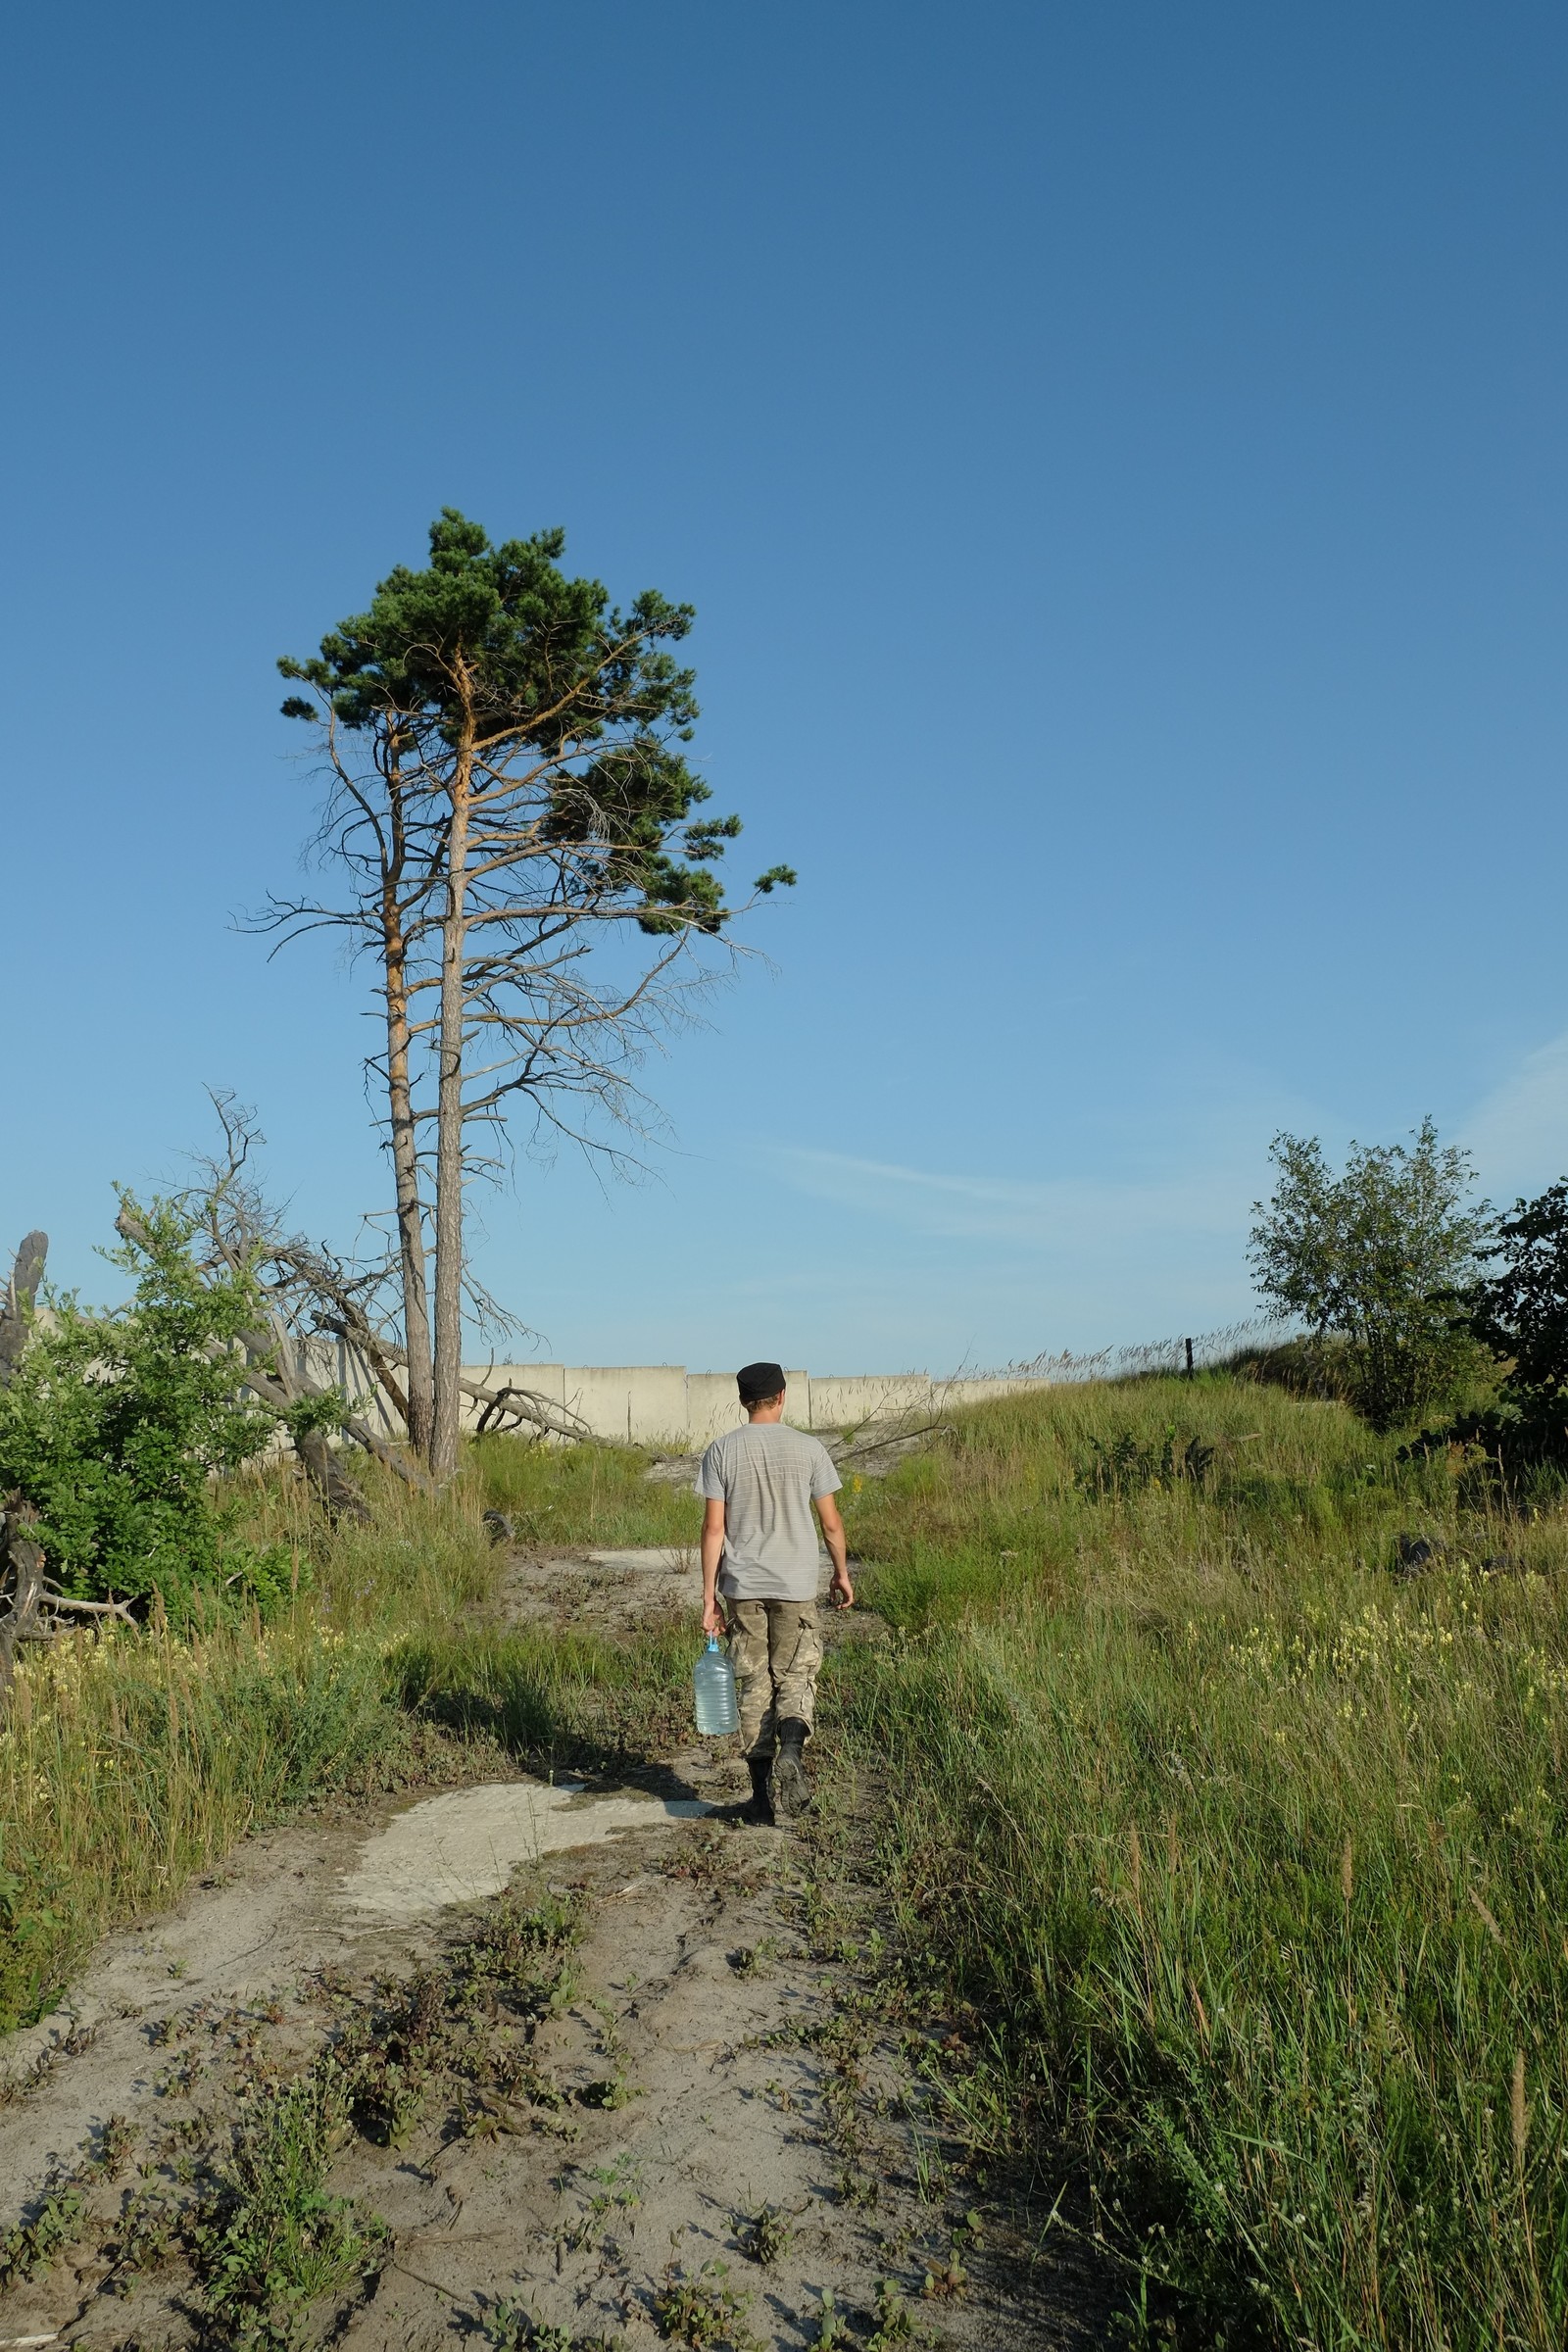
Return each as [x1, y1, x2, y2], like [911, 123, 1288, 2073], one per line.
[814, 1491, 854, 1609]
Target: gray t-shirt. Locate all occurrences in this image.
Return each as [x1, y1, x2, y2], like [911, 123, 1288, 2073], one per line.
[697, 1421, 842, 1601]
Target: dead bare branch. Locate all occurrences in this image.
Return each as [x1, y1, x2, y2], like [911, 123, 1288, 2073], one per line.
[0, 1230, 47, 1390]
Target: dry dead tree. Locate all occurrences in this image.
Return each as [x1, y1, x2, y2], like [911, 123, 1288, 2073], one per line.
[172, 1100, 595, 1513]
[265, 514, 793, 1478]
[0, 1232, 49, 1690]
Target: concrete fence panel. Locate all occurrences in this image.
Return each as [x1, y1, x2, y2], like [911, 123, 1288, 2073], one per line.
[559, 1364, 689, 1446]
[281, 1349, 1057, 1452]
[806, 1374, 936, 1432]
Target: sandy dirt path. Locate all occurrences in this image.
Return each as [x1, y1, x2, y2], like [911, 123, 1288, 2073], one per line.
[0, 1556, 1116, 2351]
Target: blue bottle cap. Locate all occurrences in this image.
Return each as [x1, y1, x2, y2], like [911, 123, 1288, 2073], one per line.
[706, 1634, 720, 1652]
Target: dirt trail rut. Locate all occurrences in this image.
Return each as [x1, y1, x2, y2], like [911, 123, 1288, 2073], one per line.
[0, 1554, 1115, 2350]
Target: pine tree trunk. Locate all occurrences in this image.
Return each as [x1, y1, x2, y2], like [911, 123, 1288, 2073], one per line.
[430, 703, 473, 1480]
[382, 882, 434, 1460]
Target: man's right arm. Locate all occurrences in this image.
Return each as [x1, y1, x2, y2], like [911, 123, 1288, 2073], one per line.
[701, 1496, 726, 1635]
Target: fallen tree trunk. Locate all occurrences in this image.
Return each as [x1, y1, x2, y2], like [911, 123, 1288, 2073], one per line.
[228, 1344, 423, 1516]
[41, 1592, 137, 1623]
[466, 1375, 595, 1444]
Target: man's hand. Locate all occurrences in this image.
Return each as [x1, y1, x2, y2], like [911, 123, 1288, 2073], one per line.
[702, 1592, 726, 1636]
[829, 1561, 855, 1611]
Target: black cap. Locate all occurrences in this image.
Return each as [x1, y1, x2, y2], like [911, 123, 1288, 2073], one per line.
[737, 1360, 786, 1404]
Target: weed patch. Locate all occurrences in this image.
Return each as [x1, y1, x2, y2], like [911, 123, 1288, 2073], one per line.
[192, 2060, 385, 2347]
[653, 2257, 757, 2349]
[840, 1374, 1568, 2346]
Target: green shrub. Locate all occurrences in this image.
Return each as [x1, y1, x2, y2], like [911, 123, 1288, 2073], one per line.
[0, 1199, 277, 1608]
[1249, 1121, 1491, 1432]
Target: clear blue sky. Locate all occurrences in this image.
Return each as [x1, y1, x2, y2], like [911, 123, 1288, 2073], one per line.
[4, 2, 1565, 1372]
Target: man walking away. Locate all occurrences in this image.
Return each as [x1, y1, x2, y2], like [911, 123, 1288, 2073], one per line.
[699, 1361, 854, 1824]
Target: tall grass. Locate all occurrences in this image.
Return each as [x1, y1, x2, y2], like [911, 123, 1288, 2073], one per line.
[391, 1624, 695, 1769]
[471, 1432, 701, 1549]
[839, 1377, 1568, 2347]
[0, 1615, 399, 2029]
[0, 1438, 694, 2034]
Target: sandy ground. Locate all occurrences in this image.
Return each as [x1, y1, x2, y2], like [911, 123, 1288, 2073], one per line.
[0, 1553, 1117, 2351]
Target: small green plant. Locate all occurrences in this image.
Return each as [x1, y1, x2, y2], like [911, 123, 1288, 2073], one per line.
[566, 2152, 642, 2249]
[836, 2162, 880, 2211]
[193, 2061, 385, 2345]
[458, 1886, 582, 2013]
[578, 2068, 638, 2111]
[344, 1968, 447, 2147]
[808, 2288, 854, 2349]
[735, 2199, 794, 2266]
[727, 1938, 778, 1979]
[482, 2307, 579, 2352]
[0, 2185, 86, 2286]
[653, 2257, 757, 2348]
[1076, 1427, 1214, 1497]
[920, 2247, 967, 2298]
[105, 2185, 178, 2293]
[865, 2278, 918, 2347]
[84, 2112, 138, 2179]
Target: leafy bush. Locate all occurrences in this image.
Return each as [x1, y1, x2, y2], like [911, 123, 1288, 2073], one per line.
[1468, 1179, 1568, 1395]
[1249, 1120, 1490, 1431]
[0, 1198, 278, 1608]
[1408, 1181, 1568, 1490]
[1076, 1426, 1214, 1497]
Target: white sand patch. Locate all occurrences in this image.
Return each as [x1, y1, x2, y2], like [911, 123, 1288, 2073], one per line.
[336, 1780, 714, 1924]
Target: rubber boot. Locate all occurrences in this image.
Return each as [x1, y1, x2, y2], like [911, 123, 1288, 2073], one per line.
[741, 1755, 775, 1826]
[770, 1718, 811, 1821]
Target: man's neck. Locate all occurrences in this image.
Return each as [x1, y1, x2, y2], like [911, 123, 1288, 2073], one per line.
[746, 1401, 786, 1425]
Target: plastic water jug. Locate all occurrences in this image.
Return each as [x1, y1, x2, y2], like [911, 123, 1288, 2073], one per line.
[693, 1636, 738, 1736]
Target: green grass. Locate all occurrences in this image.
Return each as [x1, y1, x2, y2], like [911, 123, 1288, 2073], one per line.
[0, 1438, 694, 2032]
[472, 1432, 701, 1549]
[15, 1384, 1566, 2340]
[390, 1623, 694, 1769]
[836, 1375, 1568, 2347]
[0, 1615, 402, 2030]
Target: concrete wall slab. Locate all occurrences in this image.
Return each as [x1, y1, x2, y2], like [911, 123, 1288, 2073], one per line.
[285, 1350, 1058, 1453]
[560, 1364, 689, 1446]
[807, 1375, 935, 1432]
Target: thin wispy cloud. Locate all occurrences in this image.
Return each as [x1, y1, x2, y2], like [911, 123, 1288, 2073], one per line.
[743, 1034, 1568, 1364]
[773, 1148, 1250, 1249]
[1460, 1031, 1568, 1201]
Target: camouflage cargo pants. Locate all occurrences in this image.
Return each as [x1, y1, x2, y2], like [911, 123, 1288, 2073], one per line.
[724, 1598, 822, 1758]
